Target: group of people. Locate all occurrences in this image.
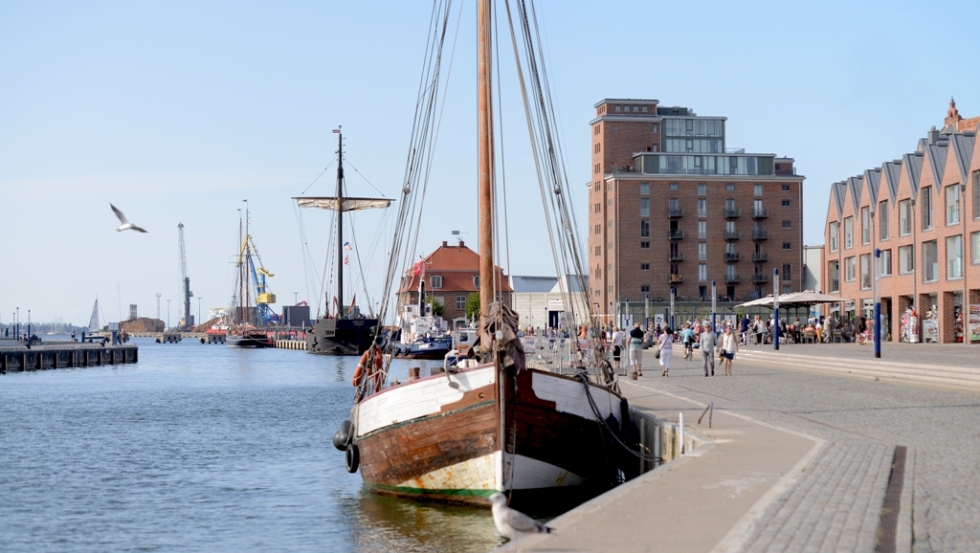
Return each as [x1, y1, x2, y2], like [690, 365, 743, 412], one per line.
[610, 321, 739, 379]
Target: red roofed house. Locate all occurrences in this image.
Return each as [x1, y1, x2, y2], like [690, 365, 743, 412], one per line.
[397, 240, 513, 326]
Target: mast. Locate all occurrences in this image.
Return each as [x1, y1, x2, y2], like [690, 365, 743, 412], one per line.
[477, 0, 494, 319]
[336, 129, 345, 318]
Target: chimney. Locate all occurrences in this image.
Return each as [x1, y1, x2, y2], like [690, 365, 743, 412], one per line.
[459, 240, 465, 247]
[442, 241, 448, 247]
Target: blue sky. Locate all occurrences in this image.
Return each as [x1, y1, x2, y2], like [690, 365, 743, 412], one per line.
[2, 0, 978, 325]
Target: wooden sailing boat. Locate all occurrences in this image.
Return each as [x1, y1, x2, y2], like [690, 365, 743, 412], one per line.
[339, 1, 629, 507]
[227, 203, 272, 348]
[295, 130, 392, 356]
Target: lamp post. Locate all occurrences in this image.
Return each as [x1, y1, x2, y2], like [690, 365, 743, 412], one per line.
[874, 248, 881, 358]
[644, 293, 650, 328]
[962, 182, 969, 346]
[197, 297, 203, 327]
[711, 280, 717, 333]
[911, 198, 917, 342]
[166, 300, 171, 330]
[669, 287, 676, 330]
[27, 309, 31, 341]
[294, 292, 299, 305]
[773, 268, 780, 350]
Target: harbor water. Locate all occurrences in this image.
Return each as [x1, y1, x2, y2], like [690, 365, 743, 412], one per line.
[0, 338, 501, 552]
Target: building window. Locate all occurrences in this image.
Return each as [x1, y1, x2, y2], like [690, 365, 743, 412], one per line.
[781, 285, 792, 294]
[669, 182, 679, 190]
[782, 220, 791, 229]
[899, 199, 911, 235]
[922, 240, 938, 282]
[698, 242, 707, 260]
[879, 200, 888, 240]
[946, 184, 961, 225]
[973, 171, 980, 219]
[641, 285, 650, 293]
[921, 187, 932, 230]
[844, 216, 853, 248]
[640, 198, 649, 216]
[726, 183, 735, 191]
[456, 295, 466, 310]
[640, 241, 650, 249]
[640, 182, 650, 195]
[641, 263, 650, 270]
[698, 264, 707, 281]
[615, 105, 621, 112]
[782, 242, 791, 250]
[829, 221, 838, 252]
[861, 206, 870, 245]
[947, 235, 963, 279]
[782, 184, 791, 191]
[430, 275, 443, 289]
[472, 275, 480, 288]
[973, 231, 980, 264]
[652, 123, 659, 133]
[641, 220, 649, 237]
[860, 254, 871, 289]
[698, 220, 707, 239]
[845, 256, 856, 282]
[698, 199, 707, 217]
[697, 183, 706, 195]
[781, 199, 791, 207]
[754, 184, 763, 196]
[828, 261, 840, 292]
[899, 245, 914, 274]
[880, 249, 892, 276]
[753, 199, 764, 217]
[782, 264, 791, 282]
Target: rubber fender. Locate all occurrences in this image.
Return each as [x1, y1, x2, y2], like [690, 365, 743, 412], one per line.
[333, 419, 354, 451]
[345, 443, 360, 473]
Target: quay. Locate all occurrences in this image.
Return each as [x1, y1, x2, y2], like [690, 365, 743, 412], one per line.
[0, 339, 138, 373]
[499, 341, 980, 552]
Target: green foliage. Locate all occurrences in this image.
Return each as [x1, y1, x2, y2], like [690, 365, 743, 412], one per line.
[426, 296, 444, 317]
[465, 293, 481, 320]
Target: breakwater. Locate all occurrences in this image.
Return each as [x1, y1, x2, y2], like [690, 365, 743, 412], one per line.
[0, 341, 138, 373]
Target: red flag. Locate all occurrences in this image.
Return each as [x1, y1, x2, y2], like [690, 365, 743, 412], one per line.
[413, 260, 424, 276]
[344, 256, 349, 265]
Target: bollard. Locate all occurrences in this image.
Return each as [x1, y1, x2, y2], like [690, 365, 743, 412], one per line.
[678, 411, 685, 455]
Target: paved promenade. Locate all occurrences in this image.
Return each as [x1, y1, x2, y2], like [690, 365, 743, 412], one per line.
[501, 342, 980, 552]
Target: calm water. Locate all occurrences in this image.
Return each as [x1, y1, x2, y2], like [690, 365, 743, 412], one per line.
[0, 338, 501, 552]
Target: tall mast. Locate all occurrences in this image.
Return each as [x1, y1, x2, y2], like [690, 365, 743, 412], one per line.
[336, 129, 345, 318]
[477, 0, 494, 319]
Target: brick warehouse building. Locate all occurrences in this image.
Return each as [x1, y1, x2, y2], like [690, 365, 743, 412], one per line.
[588, 98, 805, 324]
[824, 99, 980, 344]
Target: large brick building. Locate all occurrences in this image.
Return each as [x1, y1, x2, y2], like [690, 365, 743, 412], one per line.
[588, 98, 805, 323]
[824, 99, 980, 343]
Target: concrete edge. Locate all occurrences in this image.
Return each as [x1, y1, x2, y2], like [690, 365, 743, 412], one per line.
[709, 436, 826, 553]
[896, 445, 914, 553]
[738, 350, 980, 378]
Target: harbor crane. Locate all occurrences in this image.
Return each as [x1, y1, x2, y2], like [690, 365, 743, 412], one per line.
[178, 223, 194, 329]
[239, 234, 279, 326]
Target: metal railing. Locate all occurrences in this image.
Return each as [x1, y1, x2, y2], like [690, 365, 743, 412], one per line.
[753, 230, 769, 240]
[669, 229, 684, 240]
[752, 274, 769, 284]
[724, 207, 740, 218]
[725, 252, 740, 261]
[752, 208, 769, 219]
[752, 252, 768, 262]
[668, 207, 684, 218]
[725, 275, 741, 283]
[724, 230, 740, 240]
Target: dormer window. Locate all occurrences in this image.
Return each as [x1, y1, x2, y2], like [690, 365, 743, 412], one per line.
[472, 275, 480, 288]
[430, 275, 443, 289]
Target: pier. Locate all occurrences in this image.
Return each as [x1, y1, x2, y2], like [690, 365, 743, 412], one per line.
[0, 340, 138, 373]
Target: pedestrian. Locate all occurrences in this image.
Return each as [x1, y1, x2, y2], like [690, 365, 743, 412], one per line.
[740, 314, 750, 345]
[611, 326, 625, 375]
[720, 325, 739, 375]
[754, 315, 764, 345]
[657, 326, 673, 377]
[628, 323, 644, 379]
[700, 323, 716, 376]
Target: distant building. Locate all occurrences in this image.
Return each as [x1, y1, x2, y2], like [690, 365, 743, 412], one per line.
[588, 98, 805, 324]
[509, 275, 589, 330]
[803, 245, 824, 294]
[396, 240, 512, 327]
[823, 99, 980, 343]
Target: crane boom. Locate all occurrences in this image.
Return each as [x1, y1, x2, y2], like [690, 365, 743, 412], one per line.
[177, 223, 193, 329]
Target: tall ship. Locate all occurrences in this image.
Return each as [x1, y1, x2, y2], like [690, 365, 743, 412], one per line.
[295, 131, 392, 356]
[227, 203, 273, 349]
[333, 1, 633, 508]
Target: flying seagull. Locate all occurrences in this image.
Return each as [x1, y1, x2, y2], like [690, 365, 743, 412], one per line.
[490, 492, 554, 541]
[110, 204, 147, 233]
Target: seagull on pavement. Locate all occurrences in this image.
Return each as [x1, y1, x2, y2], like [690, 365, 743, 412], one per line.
[110, 204, 148, 233]
[490, 492, 554, 541]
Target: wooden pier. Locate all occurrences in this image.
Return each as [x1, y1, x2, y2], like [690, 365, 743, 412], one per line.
[274, 339, 307, 351]
[0, 341, 138, 373]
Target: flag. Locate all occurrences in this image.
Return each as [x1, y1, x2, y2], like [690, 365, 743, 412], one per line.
[332, 129, 341, 134]
[344, 241, 352, 251]
[413, 260, 424, 276]
[344, 256, 349, 265]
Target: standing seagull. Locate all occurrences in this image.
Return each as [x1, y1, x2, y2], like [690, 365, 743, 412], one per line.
[110, 204, 148, 233]
[489, 492, 554, 541]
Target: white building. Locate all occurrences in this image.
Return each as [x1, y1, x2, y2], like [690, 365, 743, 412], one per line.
[510, 275, 590, 331]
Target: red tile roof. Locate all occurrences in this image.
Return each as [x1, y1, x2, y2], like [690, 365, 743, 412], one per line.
[397, 240, 513, 294]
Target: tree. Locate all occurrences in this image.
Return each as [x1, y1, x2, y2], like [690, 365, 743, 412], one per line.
[464, 293, 481, 320]
[425, 296, 444, 317]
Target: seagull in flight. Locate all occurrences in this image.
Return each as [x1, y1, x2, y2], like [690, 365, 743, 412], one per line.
[490, 492, 554, 541]
[110, 204, 147, 233]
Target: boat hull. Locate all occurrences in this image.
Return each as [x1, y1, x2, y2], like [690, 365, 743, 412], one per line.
[307, 317, 377, 356]
[353, 364, 623, 507]
[226, 334, 271, 348]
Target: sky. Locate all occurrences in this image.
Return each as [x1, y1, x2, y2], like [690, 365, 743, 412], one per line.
[2, 0, 979, 326]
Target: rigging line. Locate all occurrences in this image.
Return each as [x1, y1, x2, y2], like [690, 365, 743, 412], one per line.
[344, 158, 390, 199]
[298, 159, 336, 196]
[494, 4, 512, 281]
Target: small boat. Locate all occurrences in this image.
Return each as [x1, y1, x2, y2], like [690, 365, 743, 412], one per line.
[226, 328, 272, 348]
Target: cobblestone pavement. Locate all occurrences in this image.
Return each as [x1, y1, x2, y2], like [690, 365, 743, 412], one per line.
[633, 347, 980, 553]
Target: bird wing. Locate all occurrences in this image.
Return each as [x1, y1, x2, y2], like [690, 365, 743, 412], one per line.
[500, 507, 548, 533]
[130, 225, 148, 233]
[110, 204, 129, 225]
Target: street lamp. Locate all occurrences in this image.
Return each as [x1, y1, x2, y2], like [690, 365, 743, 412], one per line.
[166, 300, 171, 329]
[294, 292, 299, 305]
[198, 297, 203, 327]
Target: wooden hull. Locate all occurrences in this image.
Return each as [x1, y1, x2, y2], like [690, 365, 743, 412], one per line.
[353, 363, 623, 507]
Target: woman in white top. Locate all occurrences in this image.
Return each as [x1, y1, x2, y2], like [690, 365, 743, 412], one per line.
[611, 327, 625, 375]
[657, 328, 673, 377]
[720, 325, 739, 376]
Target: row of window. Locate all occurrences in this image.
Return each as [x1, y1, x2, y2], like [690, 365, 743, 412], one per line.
[830, 173, 980, 253]
[603, 284, 796, 298]
[636, 182, 792, 195]
[425, 275, 479, 290]
[828, 232, 980, 291]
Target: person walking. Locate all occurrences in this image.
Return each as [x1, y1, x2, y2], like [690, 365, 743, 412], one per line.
[739, 314, 750, 345]
[628, 323, 644, 379]
[611, 326, 625, 375]
[700, 323, 717, 376]
[681, 323, 695, 360]
[720, 325, 739, 376]
[657, 326, 673, 377]
[754, 315, 764, 345]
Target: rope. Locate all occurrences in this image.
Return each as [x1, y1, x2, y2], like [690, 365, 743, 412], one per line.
[574, 373, 662, 464]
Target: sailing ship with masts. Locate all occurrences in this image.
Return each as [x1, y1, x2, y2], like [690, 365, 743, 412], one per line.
[333, 0, 636, 508]
[296, 130, 392, 356]
[227, 203, 273, 348]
